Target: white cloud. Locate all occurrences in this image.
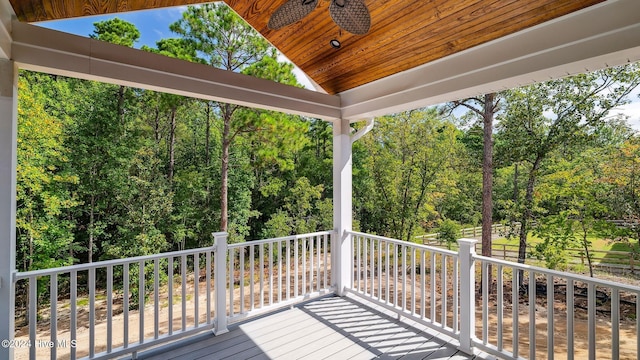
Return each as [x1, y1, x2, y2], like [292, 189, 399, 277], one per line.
[616, 100, 640, 130]
[167, 6, 190, 15]
[609, 86, 640, 130]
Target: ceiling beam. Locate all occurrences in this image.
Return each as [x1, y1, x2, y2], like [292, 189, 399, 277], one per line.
[10, 21, 342, 121]
[339, 0, 640, 120]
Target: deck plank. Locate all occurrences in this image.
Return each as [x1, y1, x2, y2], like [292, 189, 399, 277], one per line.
[136, 295, 489, 360]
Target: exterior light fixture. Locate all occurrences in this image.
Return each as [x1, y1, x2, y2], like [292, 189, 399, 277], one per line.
[330, 39, 341, 49]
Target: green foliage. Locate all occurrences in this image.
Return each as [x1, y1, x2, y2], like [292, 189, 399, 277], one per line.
[90, 18, 140, 47]
[142, 38, 199, 62]
[356, 109, 462, 241]
[496, 63, 640, 263]
[103, 147, 173, 258]
[601, 137, 640, 238]
[261, 177, 328, 238]
[16, 73, 79, 271]
[169, 3, 306, 237]
[531, 214, 575, 270]
[437, 219, 460, 250]
[15, 3, 640, 284]
[170, 3, 270, 70]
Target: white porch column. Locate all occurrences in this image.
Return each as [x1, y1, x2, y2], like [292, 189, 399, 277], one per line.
[332, 118, 352, 296]
[0, 59, 18, 360]
[458, 238, 478, 354]
[212, 232, 229, 335]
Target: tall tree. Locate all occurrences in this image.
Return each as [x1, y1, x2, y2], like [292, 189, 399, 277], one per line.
[68, 78, 132, 262]
[170, 4, 273, 233]
[532, 149, 611, 276]
[497, 64, 640, 265]
[142, 38, 199, 185]
[449, 93, 500, 259]
[90, 18, 140, 47]
[90, 18, 140, 128]
[171, 4, 308, 240]
[71, 19, 141, 262]
[601, 135, 640, 241]
[358, 109, 460, 241]
[16, 73, 79, 271]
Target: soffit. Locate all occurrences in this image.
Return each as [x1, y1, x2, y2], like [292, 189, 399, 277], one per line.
[9, 0, 604, 95]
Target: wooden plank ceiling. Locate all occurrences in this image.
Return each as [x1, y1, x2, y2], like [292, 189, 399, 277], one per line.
[9, 0, 604, 95]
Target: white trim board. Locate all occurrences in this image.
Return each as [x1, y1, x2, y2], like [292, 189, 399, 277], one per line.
[6, 0, 640, 122]
[10, 21, 342, 121]
[339, 0, 640, 120]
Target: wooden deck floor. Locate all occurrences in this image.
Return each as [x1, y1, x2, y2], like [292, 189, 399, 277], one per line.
[137, 295, 494, 360]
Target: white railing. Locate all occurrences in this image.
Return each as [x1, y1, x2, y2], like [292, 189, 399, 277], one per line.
[347, 231, 460, 340]
[11, 231, 334, 360]
[12, 233, 228, 360]
[473, 254, 640, 360]
[347, 234, 640, 360]
[12, 230, 640, 360]
[226, 231, 333, 322]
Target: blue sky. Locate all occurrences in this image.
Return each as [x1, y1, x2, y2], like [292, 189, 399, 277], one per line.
[35, 6, 316, 89]
[36, 7, 187, 49]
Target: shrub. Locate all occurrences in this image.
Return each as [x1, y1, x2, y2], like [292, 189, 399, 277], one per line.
[438, 219, 460, 250]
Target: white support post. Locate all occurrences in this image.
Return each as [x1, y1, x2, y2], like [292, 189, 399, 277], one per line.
[213, 232, 229, 335]
[0, 59, 18, 360]
[458, 238, 478, 355]
[333, 118, 352, 296]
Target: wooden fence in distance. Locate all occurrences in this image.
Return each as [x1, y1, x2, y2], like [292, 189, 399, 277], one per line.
[418, 223, 638, 274]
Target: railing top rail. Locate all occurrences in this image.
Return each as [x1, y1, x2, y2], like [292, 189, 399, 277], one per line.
[475, 254, 640, 293]
[349, 231, 458, 257]
[227, 230, 334, 249]
[15, 245, 216, 280]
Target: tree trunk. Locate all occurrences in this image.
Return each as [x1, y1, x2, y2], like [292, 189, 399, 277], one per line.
[511, 163, 519, 226]
[88, 194, 95, 263]
[117, 85, 125, 134]
[168, 106, 177, 185]
[205, 102, 211, 168]
[581, 222, 594, 277]
[220, 107, 231, 232]
[205, 102, 212, 206]
[153, 105, 161, 145]
[518, 155, 542, 265]
[481, 93, 494, 258]
[28, 211, 33, 271]
[481, 93, 495, 292]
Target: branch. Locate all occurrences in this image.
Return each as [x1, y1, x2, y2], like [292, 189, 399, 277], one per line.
[451, 98, 484, 117]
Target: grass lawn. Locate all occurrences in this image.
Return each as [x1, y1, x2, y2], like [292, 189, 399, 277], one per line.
[492, 233, 634, 252]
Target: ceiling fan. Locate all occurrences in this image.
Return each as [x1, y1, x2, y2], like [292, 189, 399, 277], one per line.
[268, 0, 371, 35]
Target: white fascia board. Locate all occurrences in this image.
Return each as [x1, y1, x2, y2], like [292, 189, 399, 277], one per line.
[0, 0, 13, 60]
[339, 0, 640, 120]
[10, 21, 341, 121]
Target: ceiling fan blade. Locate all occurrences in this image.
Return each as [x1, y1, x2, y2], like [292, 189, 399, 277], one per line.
[268, 0, 319, 30]
[329, 0, 371, 35]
